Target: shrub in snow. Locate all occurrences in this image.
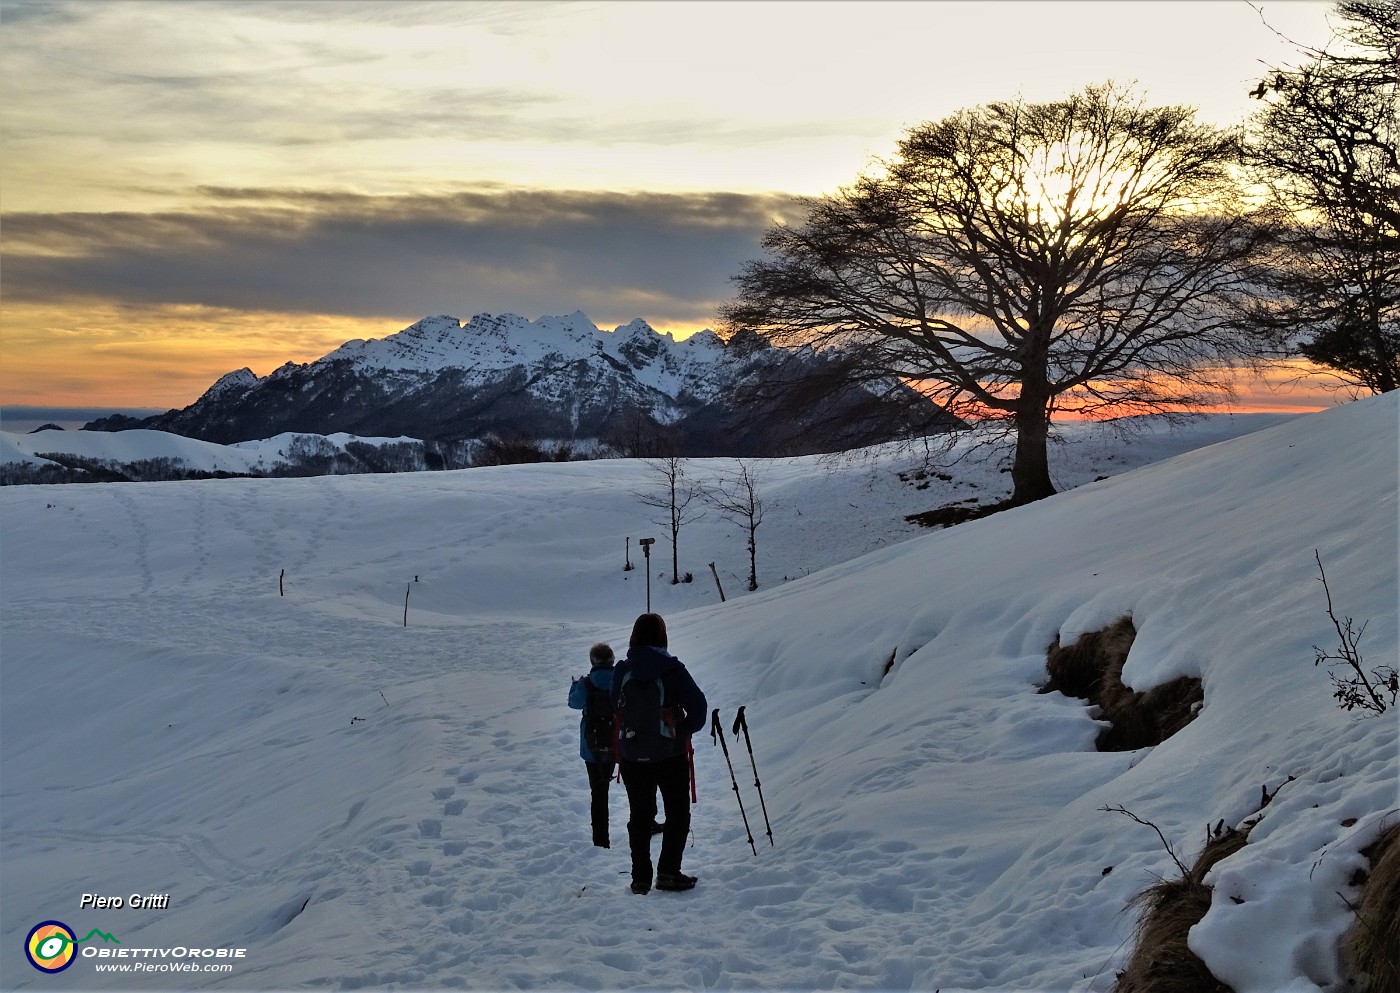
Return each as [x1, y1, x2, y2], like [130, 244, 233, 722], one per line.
[1312, 551, 1397, 716]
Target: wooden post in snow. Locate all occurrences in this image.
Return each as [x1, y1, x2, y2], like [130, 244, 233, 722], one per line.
[709, 562, 727, 603]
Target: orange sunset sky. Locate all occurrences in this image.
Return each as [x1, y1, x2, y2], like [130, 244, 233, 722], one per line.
[0, 1, 1348, 418]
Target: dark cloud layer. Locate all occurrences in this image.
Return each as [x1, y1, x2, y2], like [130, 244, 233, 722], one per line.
[2, 188, 802, 328]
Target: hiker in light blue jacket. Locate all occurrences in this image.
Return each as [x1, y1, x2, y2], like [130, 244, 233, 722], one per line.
[568, 643, 617, 848]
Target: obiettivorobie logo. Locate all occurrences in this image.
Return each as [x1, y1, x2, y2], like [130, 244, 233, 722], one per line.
[25, 917, 248, 977]
[24, 921, 120, 973]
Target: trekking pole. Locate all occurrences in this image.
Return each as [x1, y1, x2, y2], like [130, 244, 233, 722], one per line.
[732, 706, 774, 846]
[710, 709, 757, 857]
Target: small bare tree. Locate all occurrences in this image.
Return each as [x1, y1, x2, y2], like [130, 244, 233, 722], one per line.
[1313, 550, 1395, 715]
[636, 456, 705, 584]
[707, 461, 766, 592]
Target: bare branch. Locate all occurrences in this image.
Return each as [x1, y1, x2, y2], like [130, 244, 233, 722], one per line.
[1101, 804, 1190, 878]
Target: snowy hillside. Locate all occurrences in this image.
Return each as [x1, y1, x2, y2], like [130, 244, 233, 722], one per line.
[2, 428, 270, 476]
[1, 397, 1395, 992]
[0, 411, 1295, 486]
[1, 427, 428, 481]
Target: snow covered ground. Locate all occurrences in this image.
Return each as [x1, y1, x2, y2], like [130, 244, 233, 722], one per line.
[1, 399, 1395, 992]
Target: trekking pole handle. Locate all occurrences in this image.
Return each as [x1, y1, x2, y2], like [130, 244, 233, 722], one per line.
[732, 705, 747, 736]
[710, 708, 722, 744]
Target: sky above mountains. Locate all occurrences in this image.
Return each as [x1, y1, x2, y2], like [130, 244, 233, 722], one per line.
[1, 0, 1340, 410]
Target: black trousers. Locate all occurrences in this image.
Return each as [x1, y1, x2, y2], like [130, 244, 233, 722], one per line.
[584, 760, 614, 847]
[619, 754, 691, 884]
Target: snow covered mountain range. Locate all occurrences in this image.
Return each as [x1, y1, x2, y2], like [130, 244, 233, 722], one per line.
[86, 313, 951, 455]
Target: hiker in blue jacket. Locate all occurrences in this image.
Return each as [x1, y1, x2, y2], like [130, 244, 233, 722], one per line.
[612, 612, 708, 894]
[568, 643, 618, 848]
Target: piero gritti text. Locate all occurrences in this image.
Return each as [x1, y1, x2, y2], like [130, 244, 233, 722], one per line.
[81, 893, 171, 910]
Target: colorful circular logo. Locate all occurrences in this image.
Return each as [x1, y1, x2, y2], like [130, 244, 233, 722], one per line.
[25, 921, 77, 973]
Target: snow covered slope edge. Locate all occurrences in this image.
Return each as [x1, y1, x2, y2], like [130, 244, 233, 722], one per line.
[670, 393, 1398, 991]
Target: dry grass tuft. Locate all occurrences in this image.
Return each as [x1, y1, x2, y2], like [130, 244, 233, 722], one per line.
[1345, 822, 1400, 993]
[1044, 616, 1137, 699]
[1113, 826, 1250, 993]
[1042, 616, 1203, 751]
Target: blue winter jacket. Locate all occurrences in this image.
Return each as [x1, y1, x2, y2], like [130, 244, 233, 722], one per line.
[567, 666, 614, 764]
[610, 644, 708, 760]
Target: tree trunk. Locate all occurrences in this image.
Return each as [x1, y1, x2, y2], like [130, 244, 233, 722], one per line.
[1010, 397, 1056, 506]
[1364, 314, 1399, 393]
[1007, 339, 1058, 506]
[669, 482, 681, 584]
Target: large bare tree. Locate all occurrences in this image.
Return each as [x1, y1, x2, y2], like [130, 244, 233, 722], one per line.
[724, 84, 1264, 505]
[1243, 0, 1399, 394]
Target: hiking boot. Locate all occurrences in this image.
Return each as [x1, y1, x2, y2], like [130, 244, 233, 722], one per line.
[630, 879, 651, 895]
[655, 871, 697, 891]
[593, 838, 610, 849]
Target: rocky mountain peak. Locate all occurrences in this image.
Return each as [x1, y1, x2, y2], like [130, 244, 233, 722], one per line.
[89, 311, 955, 455]
[204, 367, 262, 400]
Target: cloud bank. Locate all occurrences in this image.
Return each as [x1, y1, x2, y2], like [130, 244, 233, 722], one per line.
[3, 187, 800, 330]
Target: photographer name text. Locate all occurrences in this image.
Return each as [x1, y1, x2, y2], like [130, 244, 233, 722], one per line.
[81, 892, 171, 910]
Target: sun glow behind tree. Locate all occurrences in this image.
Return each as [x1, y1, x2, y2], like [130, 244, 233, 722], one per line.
[726, 84, 1272, 504]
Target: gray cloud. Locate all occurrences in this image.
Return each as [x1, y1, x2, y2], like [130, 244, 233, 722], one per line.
[1, 0, 891, 181]
[2, 187, 802, 327]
